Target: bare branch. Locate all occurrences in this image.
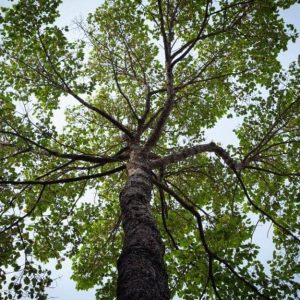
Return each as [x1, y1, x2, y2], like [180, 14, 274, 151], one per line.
[171, 0, 255, 67]
[0, 147, 31, 162]
[165, 180, 211, 219]
[108, 47, 140, 122]
[208, 0, 255, 18]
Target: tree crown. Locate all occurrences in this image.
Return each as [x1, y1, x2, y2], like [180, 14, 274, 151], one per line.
[0, 0, 300, 299]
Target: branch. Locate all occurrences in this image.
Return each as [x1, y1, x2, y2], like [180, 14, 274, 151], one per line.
[142, 0, 174, 150]
[109, 51, 140, 122]
[152, 179, 271, 299]
[158, 185, 179, 249]
[233, 170, 300, 243]
[165, 180, 211, 219]
[35, 159, 76, 180]
[171, 0, 211, 67]
[0, 147, 31, 162]
[0, 185, 46, 235]
[145, 67, 252, 96]
[138, 108, 163, 137]
[65, 89, 133, 138]
[137, 85, 152, 135]
[171, 0, 254, 67]
[143, 90, 176, 150]
[150, 142, 238, 170]
[242, 98, 300, 164]
[199, 275, 210, 300]
[245, 165, 300, 177]
[207, 0, 254, 18]
[154, 140, 300, 243]
[1, 130, 126, 164]
[0, 165, 125, 186]
[36, 30, 133, 138]
[209, 256, 222, 300]
[157, 0, 169, 60]
[152, 138, 300, 243]
[173, 65, 252, 96]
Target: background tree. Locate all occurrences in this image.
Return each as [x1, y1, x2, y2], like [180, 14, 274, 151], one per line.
[0, 0, 300, 299]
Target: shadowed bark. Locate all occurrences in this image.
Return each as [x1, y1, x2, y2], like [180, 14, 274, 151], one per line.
[117, 156, 170, 300]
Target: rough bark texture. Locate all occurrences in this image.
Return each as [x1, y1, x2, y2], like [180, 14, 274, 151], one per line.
[117, 159, 170, 300]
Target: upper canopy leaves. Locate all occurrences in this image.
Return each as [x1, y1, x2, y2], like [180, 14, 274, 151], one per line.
[0, 0, 300, 299]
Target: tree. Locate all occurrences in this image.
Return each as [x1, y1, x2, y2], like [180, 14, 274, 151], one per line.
[0, 0, 299, 299]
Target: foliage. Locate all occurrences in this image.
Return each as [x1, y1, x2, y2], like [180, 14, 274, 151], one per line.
[0, 0, 300, 299]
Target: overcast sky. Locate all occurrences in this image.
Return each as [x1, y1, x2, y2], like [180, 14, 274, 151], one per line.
[0, 1, 299, 299]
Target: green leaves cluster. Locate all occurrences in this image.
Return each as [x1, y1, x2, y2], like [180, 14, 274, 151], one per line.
[0, 0, 300, 299]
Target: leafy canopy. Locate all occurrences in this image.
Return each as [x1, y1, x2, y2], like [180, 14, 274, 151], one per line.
[0, 0, 300, 299]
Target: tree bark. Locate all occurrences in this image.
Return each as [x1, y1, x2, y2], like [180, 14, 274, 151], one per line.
[117, 160, 170, 300]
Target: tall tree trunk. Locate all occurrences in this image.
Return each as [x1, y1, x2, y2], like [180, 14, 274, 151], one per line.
[117, 161, 170, 300]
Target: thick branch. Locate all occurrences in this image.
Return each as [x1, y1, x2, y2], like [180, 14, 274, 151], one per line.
[152, 141, 300, 243]
[150, 142, 238, 170]
[142, 0, 174, 151]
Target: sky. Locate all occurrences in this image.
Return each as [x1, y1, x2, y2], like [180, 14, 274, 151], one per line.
[0, 1, 300, 299]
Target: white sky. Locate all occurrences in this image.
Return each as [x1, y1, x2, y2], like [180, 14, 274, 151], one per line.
[0, 0, 299, 299]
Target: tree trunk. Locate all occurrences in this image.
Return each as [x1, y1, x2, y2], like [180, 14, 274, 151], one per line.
[117, 161, 170, 300]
